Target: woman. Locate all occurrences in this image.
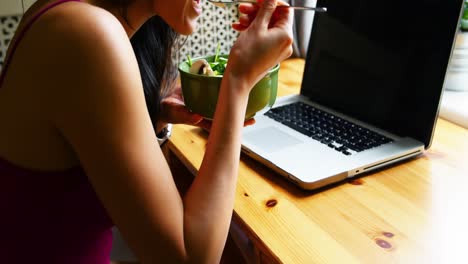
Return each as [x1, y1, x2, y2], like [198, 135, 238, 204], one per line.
[0, 0, 293, 262]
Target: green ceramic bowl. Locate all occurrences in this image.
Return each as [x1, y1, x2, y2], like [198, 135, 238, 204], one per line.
[178, 54, 279, 120]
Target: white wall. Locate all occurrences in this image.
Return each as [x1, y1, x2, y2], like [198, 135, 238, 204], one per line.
[0, 0, 22, 16]
[0, 1, 36, 71]
[0, 0, 36, 16]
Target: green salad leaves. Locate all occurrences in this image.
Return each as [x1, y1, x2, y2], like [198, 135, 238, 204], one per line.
[186, 42, 228, 76]
[186, 54, 193, 67]
[209, 57, 228, 76]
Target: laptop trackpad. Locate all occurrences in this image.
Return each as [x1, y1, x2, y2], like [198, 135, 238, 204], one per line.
[244, 127, 303, 153]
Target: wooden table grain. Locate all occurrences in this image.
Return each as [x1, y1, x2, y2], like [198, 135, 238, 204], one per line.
[165, 58, 468, 263]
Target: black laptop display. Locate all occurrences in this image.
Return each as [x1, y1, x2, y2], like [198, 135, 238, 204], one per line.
[302, 0, 464, 148]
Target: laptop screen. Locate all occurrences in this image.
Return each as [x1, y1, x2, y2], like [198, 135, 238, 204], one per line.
[301, 0, 464, 148]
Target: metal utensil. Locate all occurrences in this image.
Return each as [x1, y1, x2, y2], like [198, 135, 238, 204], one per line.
[207, 0, 327, 11]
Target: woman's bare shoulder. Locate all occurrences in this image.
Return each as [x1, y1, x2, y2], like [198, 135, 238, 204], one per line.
[29, 2, 143, 130]
[35, 2, 128, 48]
[30, 1, 137, 90]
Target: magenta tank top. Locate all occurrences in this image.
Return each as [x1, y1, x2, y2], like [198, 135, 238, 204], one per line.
[0, 1, 114, 263]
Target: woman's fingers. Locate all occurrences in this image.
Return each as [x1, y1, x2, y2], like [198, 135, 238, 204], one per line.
[232, 23, 248, 31]
[230, 0, 293, 86]
[199, 117, 254, 133]
[244, 118, 256, 127]
[239, 14, 253, 27]
[234, 0, 292, 29]
[253, 0, 278, 28]
[234, 0, 291, 31]
[270, 2, 293, 29]
[233, 4, 258, 31]
[160, 96, 203, 125]
[238, 3, 258, 14]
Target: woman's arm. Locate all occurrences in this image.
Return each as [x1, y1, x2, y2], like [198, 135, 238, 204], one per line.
[45, 1, 292, 263]
[183, 1, 293, 260]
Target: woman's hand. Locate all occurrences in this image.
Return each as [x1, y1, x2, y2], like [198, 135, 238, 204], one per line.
[229, 0, 294, 89]
[157, 85, 255, 133]
[157, 85, 208, 132]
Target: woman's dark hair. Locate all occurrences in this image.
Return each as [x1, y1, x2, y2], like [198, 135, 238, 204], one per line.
[117, 0, 180, 127]
[131, 17, 179, 127]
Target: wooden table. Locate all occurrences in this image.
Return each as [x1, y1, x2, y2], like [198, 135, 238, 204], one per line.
[164, 59, 468, 263]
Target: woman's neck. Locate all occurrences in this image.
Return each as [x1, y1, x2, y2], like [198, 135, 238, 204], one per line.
[86, 0, 155, 37]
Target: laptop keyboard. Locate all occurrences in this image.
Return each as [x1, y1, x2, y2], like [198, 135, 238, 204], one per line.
[264, 102, 393, 155]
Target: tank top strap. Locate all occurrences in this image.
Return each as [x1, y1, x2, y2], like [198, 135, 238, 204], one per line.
[0, 0, 81, 87]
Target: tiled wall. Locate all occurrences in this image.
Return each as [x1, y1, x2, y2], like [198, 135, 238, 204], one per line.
[174, 3, 239, 63]
[0, 15, 21, 71]
[0, 3, 238, 72]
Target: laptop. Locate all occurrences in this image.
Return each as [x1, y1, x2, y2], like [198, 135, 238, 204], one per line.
[241, 0, 465, 190]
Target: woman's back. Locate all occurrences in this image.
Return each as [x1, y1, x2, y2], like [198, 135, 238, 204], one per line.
[0, 0, 85, 170]
[0, 1, 116, 262]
